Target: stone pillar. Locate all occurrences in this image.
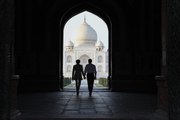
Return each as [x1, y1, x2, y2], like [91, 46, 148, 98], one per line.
[167, 0, 180, 120]
[0, 0, 15, 120]
[152, 0, 168, 119]
[153, 75, 168, 120]
[10, 75, 21, 119]
[0, 45, 11, 120]
[156, 76, 168, 111]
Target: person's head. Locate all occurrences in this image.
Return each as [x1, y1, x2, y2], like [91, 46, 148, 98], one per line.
[76, 59, 80, 64]
[88, 59, 92, 64]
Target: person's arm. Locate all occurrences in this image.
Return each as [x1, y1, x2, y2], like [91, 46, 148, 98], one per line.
[94, 65, 97, 79]
[81, 65, 86, 79]
[84, 65, 87, 78]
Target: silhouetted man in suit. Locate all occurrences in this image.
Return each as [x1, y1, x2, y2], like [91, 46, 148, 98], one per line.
[84, 59, 97, 96]
[72, 59, 85, 96]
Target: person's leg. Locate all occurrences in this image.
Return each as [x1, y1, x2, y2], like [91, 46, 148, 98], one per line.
[87, 78, 91, 92]
[77, 80, 81, 93]
[89, 79, 94, 96]
[87, 74, 91, 94]
[87, 73, 94, 96]
[90, 79, 94, 92]
[75, 80, 79, 95]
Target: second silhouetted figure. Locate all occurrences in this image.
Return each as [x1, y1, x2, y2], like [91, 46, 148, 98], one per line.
[72, 59, 85, 96]
[84, 59, 97, 96]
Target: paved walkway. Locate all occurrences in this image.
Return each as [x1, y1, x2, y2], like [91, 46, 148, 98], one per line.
[63, 80, 109, 92]
[14, 81, 158, 120]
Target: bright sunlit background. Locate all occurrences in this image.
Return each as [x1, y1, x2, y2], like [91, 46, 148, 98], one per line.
[64, 11, 108, 50]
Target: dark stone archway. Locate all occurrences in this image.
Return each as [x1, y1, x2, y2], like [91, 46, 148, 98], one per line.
[57, 2, 114, 90]
[15, 0, 161, 93]
[167, 0, 180, 119]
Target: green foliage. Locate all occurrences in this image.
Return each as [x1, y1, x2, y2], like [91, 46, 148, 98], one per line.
[98, 78, 108, 87]
[63, 77, 72, 86]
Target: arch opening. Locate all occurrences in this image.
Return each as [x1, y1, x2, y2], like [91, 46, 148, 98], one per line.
[61, 10, 111, 90]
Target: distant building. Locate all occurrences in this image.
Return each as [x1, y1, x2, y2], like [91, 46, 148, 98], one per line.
[63, 18, 108, 78]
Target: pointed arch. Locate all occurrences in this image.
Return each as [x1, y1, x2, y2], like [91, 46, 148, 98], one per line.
[58, 1, 115, 90]
[98, 55, 103, 63]
[67, 55, 72, 63]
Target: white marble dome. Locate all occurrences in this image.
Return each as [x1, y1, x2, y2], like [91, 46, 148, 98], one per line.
[96, 40, 104, 47]
[65, 40, 74, 47]
[72, 18, 97, 47]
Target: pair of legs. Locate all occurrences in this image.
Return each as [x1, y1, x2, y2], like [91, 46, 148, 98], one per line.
[75, 79, 81, 95]
[87, 73, 95, 96]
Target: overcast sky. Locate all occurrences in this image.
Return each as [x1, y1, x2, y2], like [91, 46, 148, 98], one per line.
[64, 11, 108, 50]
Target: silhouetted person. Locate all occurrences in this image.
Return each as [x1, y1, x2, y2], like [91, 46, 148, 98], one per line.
[72, 59, 85, 96]
[84, 59, 97, 96]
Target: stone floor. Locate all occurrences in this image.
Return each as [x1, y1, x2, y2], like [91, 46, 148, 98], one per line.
[14, 81, 158, 120]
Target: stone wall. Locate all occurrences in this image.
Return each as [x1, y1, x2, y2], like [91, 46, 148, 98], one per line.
[14, 0, 161, 93]
[167, 0, 180, 120]
[0, 0, 14, 119]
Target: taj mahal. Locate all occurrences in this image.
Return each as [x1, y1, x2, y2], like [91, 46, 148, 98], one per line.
[63, 17, 108, 78]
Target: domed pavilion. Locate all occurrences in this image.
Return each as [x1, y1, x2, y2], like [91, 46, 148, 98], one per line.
[64, 17, 108, 78]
